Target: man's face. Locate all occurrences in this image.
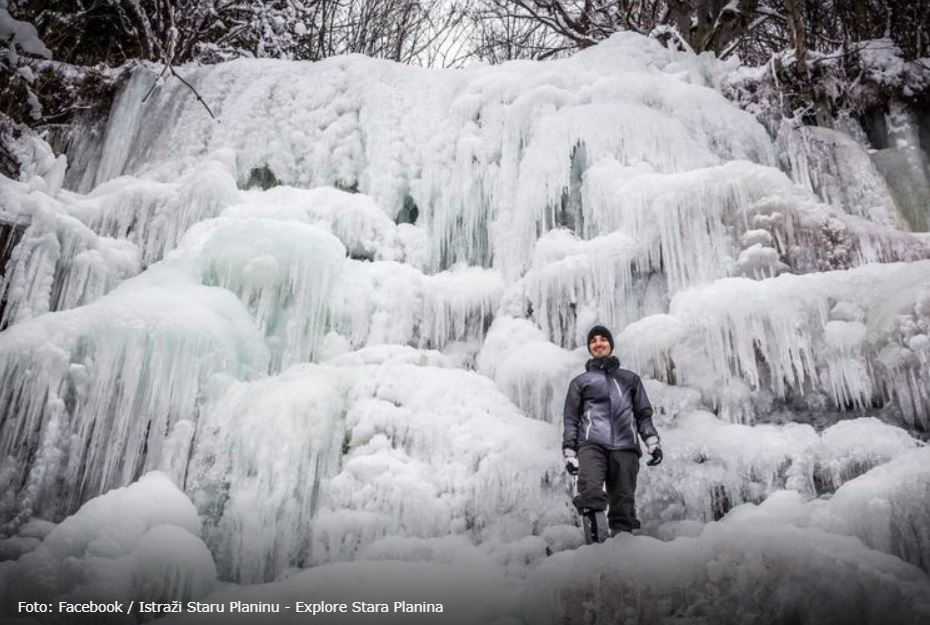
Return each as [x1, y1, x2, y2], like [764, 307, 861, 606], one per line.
[588, 334, 611, 358]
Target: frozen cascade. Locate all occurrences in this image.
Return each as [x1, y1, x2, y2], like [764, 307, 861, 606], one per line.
[72, 152, 241, 267]
[0, 180, 142, 327]
[619, 261, 930, 426]
[328, 260, 504, 353]
[522, 166, 928, 346]
[0, 151, 238, 327]
[183, 348, 566, 583]
[477, 315, 584, 424]
[776, 121, 902, 227]
[220, 185, 427, 267]
[636, 408, 923, 529]
[0, 266, 269, 527]
[821, 447, 930, 571]
[186, 365, 350, 583]
[872, 102, 930, 232]
[313, 352, 564, 567]
[1, 30, 929, 621]
[173, 216, 347, 371]
[66, 34, 776, 278]
[579, 160, 793, 292]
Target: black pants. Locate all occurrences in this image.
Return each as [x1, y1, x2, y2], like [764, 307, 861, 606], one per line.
[573, 442, 641, 533]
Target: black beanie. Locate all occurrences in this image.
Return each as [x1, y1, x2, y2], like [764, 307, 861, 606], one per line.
[586, 325, 614, 353]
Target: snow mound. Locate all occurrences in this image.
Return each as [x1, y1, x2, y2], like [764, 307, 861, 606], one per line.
[522, 511, 930, 625]
[0, 472, 216, 609]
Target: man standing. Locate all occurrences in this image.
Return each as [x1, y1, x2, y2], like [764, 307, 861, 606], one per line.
[562, 325, 662, 542]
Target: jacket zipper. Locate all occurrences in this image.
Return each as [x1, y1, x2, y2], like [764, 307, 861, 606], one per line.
[612, 377, 638, 446]
[606, 371, 614, 444]
[584, 408, 592, 440]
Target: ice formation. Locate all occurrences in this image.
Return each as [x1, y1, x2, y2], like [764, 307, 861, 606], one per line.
[777, 121, 901, 226]
[0, 266, 270, 527]
[1, 29, 928, 623]
[179, 351, 565, 584]
[618, 261, 930, 427]
[0, 472, 216, 609]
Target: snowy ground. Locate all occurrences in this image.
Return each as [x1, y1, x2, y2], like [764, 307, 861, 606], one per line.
[1, 31, 929, 625]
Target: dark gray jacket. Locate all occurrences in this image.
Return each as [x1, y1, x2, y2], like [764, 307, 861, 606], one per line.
[562, 356, 659, 455]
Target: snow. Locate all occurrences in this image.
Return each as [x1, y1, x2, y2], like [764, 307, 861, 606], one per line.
[522, 513, 930, 625]
[0, 2, 51, 63]
[0, 472, 216, 607]
[477, 316, 582, 424]
[821, 447, 930, 570]
[637, 408, 923, 528]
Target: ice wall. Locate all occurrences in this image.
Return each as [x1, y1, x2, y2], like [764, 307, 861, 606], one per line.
[1, 30, 928, 612]
[0, 265, 269, 529]
[618, 261, 930, 427]
[66, 34, 777, 282]
[777, 121, 902, 227]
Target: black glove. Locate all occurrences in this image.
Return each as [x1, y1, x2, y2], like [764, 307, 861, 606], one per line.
[646, 447, 663, 466]
[563, 449, 579, 475]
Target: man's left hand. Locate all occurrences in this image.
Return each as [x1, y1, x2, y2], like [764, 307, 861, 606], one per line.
[647, 447, 663, 466]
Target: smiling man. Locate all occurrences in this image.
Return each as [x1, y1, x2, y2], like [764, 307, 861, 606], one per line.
[562, 324, 663, 542]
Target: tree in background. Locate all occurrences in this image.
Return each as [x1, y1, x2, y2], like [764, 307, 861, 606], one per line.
[5, 0, 468, 67]
[464, 0, 762, 60]
[1, 0, 50, 119]
[463, 0, 929, 130]
[2, 0, 928, 138]
[463, 0, 929, 63]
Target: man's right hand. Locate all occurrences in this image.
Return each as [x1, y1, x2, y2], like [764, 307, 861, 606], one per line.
[563, 449, 579, 475]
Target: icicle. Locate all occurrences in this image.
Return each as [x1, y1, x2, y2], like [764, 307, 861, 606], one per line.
[186, 365, 348, 583]
[419, 264, 504, 350]
[522, 229, 642, 347]
[776, 120, 901, 227]
[581, 160, 795, 293]
[478, 316, 582, 425]
[0, 269, 269, 523]
[176, 216, 346, 371]
[75, 153, 241, 267]
[620, 261, 930, 426]
[329, 261, 504, 352]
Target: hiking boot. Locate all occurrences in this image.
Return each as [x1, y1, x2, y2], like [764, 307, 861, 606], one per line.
[581, 509, 609, 544]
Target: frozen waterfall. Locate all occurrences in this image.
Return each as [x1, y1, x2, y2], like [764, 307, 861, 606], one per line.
[2, 31, 929, 624]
